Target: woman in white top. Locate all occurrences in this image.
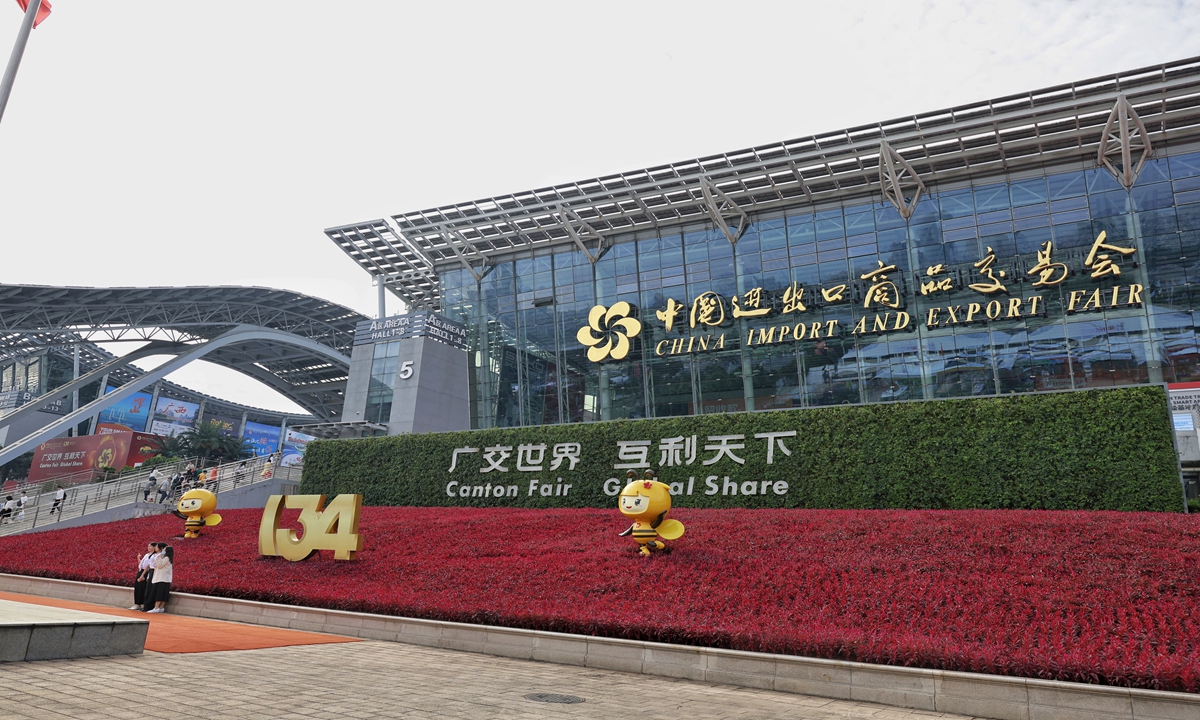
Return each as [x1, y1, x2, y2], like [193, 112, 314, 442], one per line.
[148, 545, 174, 613]
[130, 542, 157, 610]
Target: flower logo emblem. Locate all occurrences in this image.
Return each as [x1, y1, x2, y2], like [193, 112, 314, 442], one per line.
[576, 302, 642, 362]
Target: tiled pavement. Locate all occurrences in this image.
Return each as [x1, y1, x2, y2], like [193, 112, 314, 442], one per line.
[0, 639, 981, 720]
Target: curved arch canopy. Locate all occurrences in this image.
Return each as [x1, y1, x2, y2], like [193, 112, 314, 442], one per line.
[0, 284, 368, 420]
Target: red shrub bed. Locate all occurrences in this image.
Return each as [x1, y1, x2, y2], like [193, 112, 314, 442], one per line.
[1, 507, 1198, 692]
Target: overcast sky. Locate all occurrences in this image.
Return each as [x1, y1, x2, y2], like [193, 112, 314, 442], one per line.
[2, 1, 1199, 414]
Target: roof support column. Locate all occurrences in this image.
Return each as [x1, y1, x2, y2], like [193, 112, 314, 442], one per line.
[1099, 94, 1153, 189]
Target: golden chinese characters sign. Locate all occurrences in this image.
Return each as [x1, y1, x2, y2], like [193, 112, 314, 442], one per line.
[259, 494, 363, 561]
[574, 232, 1145, 363]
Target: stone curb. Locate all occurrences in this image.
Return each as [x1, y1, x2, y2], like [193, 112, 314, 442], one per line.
[2, 573, 1196, 720]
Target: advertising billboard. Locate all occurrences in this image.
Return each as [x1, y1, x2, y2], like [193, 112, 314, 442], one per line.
[280, 428, 317, 467]
[243, 421, 282, 457]
[95, 386, 153, 432]
[126, 432, 163, 467]
[28, 433, 134, 483]
[201, 414, 242, 438]
[150, 397, 200, 437]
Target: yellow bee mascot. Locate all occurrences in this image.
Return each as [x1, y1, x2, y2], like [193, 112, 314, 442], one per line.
[175, 489, 222, 539]
[618, 470, 685, 556]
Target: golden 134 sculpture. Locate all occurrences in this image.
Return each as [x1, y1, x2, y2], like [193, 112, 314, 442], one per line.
[259, 494, 363, 561]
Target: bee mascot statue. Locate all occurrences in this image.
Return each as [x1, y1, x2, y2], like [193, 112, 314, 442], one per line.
[618, 469, 685, 556]
[174, 489, 222, 539]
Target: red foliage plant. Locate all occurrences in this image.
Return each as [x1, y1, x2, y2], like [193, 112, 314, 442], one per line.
[1, 507, 1198, 693]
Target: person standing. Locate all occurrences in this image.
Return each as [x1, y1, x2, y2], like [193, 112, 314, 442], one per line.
[156, 479, 170, 504]
[143, 473, 158, 502]
[142, 543, 164, 612]
[130, 543, 157, 610]
[16, 491, 28, 520]
[50, 485, 65, 514]
[147, 545, 174, 613]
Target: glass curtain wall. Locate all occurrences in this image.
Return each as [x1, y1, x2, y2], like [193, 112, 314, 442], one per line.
[442, 146, 1200, 429]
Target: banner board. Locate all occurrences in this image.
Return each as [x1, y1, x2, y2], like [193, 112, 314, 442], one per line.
[280, 428, 317, 467]
[0, 390, 34, 411]
[353, 311, 468, 350]
[95, 386, 153, 432]
[150, 398, 200, 437]
[28, 433, 134, 482]
[243, 421, 282, 457]
[202, 414, 242, 438]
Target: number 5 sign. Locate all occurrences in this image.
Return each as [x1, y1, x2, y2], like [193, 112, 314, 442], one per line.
[258, 494, 364, 561]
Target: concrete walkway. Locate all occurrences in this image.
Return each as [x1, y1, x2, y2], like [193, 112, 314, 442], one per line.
[0, 639, 980, 720]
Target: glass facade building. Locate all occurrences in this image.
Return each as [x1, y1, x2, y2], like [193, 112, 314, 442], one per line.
[436, 151, 1200, 429]
[326, 58, 1200, 431]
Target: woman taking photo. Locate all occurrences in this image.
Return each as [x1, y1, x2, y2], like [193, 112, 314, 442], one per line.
[147, 545, 173, 613]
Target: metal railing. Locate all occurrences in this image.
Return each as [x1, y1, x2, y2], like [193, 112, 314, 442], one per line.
[0, 455, 301, 537]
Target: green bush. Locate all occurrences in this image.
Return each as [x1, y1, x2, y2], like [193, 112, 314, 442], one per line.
[1188, 498, 1200, 514]
[301, 386, 1183, 512]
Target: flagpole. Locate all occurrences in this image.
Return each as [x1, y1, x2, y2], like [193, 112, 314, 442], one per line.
[0, 0, 42, 125]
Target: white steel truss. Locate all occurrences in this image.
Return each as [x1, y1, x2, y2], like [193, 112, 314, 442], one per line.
[1099, 94, 1155, 189]
[698, 175, 750, 245]
[556, 204, 609, 263]
[325, 56, 1200, 309]
[878, 140, 927, 220]
[0, 284, 366, 420]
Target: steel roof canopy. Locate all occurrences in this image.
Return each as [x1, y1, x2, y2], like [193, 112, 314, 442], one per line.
[327, 55, 1200, 311]
[0, 284, 369, 421]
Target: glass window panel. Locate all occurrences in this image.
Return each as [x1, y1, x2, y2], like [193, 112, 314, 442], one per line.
[877, 227, 907, 253]
[945, 239, 980, 265]
[1051, 220, 1096, 249]
[787, 216, 816, 246]
[694, 350, 747, 414]
[875, 204, 907, 231]
[974, 184, 1010, 212]
[1135, 158, 1171, 185]
[1014, 226, 1052, 255]
[844, 209, 875, 235]
[815, 210, 845, 240]
[909, 198, 940, 224]
[908, 221, 942, 247]
[1131, 182, 1174, 212]
[1086, 168, 1124, 194]
[1089, 189, 1130, 218]
[1010, 178, 1048, 206]
[1048, 171, 1087, 199]
[1169, 152, 1200, 179]
[939, 190, 975, 219]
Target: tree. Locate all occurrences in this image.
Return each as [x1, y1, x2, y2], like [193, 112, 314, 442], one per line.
[179, 420, 254, 463]
[216, 434, 255, 462]
[179, 420, 225, 463]
[147, 433, 187, 458]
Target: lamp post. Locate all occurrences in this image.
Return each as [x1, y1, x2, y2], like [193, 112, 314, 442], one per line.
[0, 0, 43, 125]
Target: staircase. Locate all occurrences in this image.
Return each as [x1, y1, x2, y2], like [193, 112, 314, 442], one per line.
[0, 455, 300, 537]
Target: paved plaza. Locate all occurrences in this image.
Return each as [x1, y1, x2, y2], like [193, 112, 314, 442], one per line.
[0, 637, 981, 720]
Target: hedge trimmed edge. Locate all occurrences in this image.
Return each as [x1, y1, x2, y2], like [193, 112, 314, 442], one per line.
[300, 385, 1183, 512]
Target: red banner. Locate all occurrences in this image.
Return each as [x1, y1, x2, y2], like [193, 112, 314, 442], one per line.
[28, 433, 133, 483]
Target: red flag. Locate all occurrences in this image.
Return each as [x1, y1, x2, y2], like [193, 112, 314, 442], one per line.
[15, 0, 51, 28]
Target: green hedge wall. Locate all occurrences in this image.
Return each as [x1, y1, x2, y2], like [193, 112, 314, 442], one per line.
[300, 386, 1183, 512]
